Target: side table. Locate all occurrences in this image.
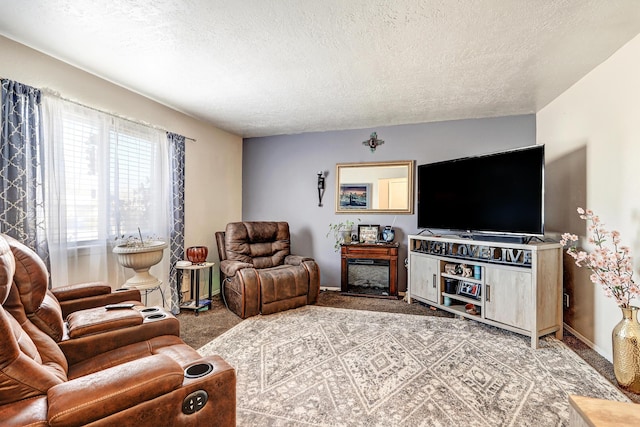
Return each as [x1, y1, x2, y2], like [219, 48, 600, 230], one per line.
[176, 262, 215, 316]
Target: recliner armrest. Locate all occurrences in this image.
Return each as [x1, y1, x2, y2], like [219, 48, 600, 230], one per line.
[47, 354, 183, 427]
[220, 259, 254, 277]
[53, 283, 141, 318]
[52, 282, 113, 301]
[284, 255, 313, 266]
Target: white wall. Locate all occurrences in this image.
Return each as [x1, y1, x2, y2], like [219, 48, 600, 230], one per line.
[0, 36, 243, 303]
[537, 34, 640, 361]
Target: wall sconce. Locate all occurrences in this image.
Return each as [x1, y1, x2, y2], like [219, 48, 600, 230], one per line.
[317, 171, 326, 207]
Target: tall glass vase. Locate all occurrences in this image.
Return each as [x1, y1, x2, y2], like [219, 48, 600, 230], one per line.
[612, 306, 640, 393]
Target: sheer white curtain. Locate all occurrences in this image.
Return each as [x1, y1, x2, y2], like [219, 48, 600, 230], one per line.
[42, 95, 171, 305]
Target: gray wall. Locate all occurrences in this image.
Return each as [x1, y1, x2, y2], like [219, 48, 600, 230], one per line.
[243, 114, 536, 291]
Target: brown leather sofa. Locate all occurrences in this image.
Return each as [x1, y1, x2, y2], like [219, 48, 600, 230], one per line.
[0, 235, 236, 426]
[216, 221, 320, 319]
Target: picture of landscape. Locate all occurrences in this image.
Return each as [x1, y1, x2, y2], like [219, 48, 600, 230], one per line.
[339, 183, 370, 209]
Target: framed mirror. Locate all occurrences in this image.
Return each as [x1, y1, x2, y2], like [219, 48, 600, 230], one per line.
[335, 160, 414, 214]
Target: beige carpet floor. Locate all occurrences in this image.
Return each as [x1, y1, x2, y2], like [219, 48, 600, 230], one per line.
[177, 290, 640, 405]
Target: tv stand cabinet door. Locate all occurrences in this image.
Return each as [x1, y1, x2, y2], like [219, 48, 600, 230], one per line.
[484, 267, 532, 331]
[409, 254, 439, 304]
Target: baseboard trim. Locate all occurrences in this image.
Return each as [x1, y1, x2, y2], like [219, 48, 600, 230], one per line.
[564, 322, 612, 363]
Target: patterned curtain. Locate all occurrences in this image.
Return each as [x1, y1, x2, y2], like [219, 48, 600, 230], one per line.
[0, 79, 49, 265]
[167, 132, 186, 314]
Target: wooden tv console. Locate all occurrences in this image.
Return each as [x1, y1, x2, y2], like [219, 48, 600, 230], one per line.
[407, 234, 563, 348]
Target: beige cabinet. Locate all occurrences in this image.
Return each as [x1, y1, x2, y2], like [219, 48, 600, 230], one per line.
[407, 234, 562, 348]
[484, 267, 532, 331]
[408, 253, 439, 303]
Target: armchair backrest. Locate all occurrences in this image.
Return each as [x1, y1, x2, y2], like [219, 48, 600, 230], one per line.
[3, 234, 65, 341]
[0, 236, 68, 407]
[224, 222, 291, 269]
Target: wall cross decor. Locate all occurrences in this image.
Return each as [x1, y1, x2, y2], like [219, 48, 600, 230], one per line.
[362, 132, 384, 153]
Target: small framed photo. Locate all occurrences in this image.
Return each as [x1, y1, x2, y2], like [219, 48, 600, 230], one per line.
[458, 281, 481, 299]
[358, 224, 379, 243]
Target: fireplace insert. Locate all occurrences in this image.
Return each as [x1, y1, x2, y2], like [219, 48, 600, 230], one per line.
[346, 258, 391, 296]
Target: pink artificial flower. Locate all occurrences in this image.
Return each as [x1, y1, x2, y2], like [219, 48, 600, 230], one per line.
[561, 208, 638, 308]
[560, 233, 578, 246]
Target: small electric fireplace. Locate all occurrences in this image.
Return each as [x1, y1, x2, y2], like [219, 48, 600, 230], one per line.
[340, 243, 398, 298]
[347, 258, 391, 296]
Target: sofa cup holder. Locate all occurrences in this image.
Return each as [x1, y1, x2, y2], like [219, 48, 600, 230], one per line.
[140, 307, 160, 313]
[144, 313, 167, 321]
[184, 362, 214, 379]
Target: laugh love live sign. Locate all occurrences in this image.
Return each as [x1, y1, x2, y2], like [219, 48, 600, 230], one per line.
[416, 239, 532, 268]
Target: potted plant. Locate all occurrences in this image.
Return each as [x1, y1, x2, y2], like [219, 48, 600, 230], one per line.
[113, 229, 168, 289]
[327, 219, 359, 251]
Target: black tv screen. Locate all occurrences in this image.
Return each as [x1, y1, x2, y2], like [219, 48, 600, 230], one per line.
[417, 145, 544, 236]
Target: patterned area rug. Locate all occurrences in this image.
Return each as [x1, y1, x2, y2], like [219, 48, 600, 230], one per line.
[198, 306, 628, 426]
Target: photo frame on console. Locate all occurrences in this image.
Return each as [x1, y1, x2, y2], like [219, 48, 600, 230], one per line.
[458, 281, 481, 299]
[358, 224, 379, 243]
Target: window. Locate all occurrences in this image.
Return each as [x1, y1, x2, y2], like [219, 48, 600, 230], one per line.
[109, 129, 157, 240]
[61, 113, 100, 242]
[42, 94, 177, 307]
[44, 98, 168, 248]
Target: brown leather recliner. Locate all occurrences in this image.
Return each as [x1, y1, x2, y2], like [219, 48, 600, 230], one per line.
[0, 235, 144, 319]
[3, 233, 181, 365]
[216, 221, 320, 319]
[0, 235, 236, 426]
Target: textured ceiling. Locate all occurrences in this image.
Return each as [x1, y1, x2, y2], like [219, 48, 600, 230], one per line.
[1, 1, 639, 138]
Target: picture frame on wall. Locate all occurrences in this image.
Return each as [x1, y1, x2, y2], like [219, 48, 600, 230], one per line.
[358, 224, 379, 243]
[339, 183, 371, 209]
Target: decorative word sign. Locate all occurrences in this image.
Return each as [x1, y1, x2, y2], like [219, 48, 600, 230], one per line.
[414, 240, 532, 267]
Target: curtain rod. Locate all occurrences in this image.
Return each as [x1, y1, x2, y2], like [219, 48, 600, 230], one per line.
[40, 88, 197, 143]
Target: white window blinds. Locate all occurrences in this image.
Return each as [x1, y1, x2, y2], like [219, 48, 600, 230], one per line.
[42, 95, 170, 290]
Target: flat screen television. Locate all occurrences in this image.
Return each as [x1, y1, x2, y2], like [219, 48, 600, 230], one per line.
[417, 145, 544, 238]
